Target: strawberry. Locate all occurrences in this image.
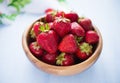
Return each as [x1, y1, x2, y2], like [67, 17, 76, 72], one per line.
[37, 24, 58, 53]
[45, 13, 55, 23]
[65, 12, 79, 22]
[76, 42, 93, 60]
[56, 11, 65, 17]
[42, 53, 57, 65]
[45, 8, 54, 14]
[56, 53, 74, 66]
[30, 22, 44, 38]
[45, 10, 57, 23]
[29, 42, 43, 58]
[53, 17, 71, 37]
[58, 34, 78, 53]
[79, 18, 93, 31]
[47, 23, 60, 43]
[85, 30, 99, 44]
[71, 22, 85, 37]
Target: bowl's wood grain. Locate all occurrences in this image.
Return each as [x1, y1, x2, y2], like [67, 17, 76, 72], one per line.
[22, 17, 103, 76]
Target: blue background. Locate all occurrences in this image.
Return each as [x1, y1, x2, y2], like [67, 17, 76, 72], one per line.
[0, 0, 120, 83]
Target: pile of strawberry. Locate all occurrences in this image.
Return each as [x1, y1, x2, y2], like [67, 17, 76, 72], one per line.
[29, 10, 99, 66]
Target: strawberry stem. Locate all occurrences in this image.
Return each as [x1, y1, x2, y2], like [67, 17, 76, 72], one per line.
[39, 23, 50, 32]
[78, 16, 85, 22]
[75, 36, 83, 45]
[80, 42, 92, 55]
[56, 53, 66, 65]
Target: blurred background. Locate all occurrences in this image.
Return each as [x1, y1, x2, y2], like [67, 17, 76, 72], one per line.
[0, 0, 120, 83]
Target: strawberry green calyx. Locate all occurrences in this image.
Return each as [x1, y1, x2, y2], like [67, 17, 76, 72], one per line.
[79, 16, 85, 19]
[39, 23, 50, 32]
[56, 53, 66, 65]
[51, 10, 57, 16]
[32, 42, 41, 50]
[80, 42, 92, 55]
[78, 16, 85, 22]
[75, 36, 83, 43]
[77, 37, 83, 42]
[30, 28, 35, 38]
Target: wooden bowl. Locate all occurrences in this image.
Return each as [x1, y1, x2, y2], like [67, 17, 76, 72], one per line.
[22, 17, 103, 76]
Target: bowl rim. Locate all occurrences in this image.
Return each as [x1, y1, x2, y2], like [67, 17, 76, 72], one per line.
[22, 17, 103, 70]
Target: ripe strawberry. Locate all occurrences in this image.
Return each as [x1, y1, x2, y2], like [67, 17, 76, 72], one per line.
[65, 12, 79, 22]
[29, 42, 43, 58]
[71, 22, 85, 37]
[85, 30, 99, 44]
[30, 22, 44, 38]
[79, 18, 93, 31]
[58, 34, 78, 53]
[45, 14, 55, 23]
[45, 8, 54, 14]
[53, 17, 71, 37]
[42, 53, 57, 65]
[37, 24, 58, 53]
[56, 53, 74, 66]
[76, 42, 93, 60]
[56, 11, 65, 17]
[45, 10, 57, 23]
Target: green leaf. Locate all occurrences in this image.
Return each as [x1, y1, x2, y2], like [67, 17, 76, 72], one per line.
[8, 0, 31, 12]
[58, 0, 66, 2]
[0, 0, 3, 3]
[8, 3, 20, 12]
[0, 13, 18, 25]
[4, 13, 18, 20]
[0, 20, 2, 24]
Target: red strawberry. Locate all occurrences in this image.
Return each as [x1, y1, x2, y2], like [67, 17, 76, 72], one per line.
[58, 34, 78, 53]
[56, 11, 65, 17]
[30, 22, 44, 38]
[37, 26, 58, 53]
[53, 17, 71, 37]
[45, 8, 54, 14]
[85, 30, 99, 44]
[34, 22, 44, 36]
[42, 53, 57, 65]
[45, 13, 55, 22]
[56, 53, 74, 66]
[65, 12, 79, 22]
[76, 42, 93, 60]
[29, 42, 43, 58]
[71, 22, 85, 37]
[79, 18, 93, 31]
[45, 10, 58, 23]
[46, 23, 60, 43]
[33, 22, 40, 37]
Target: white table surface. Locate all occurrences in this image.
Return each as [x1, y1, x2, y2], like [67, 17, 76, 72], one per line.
[0, 0, 120, 83]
